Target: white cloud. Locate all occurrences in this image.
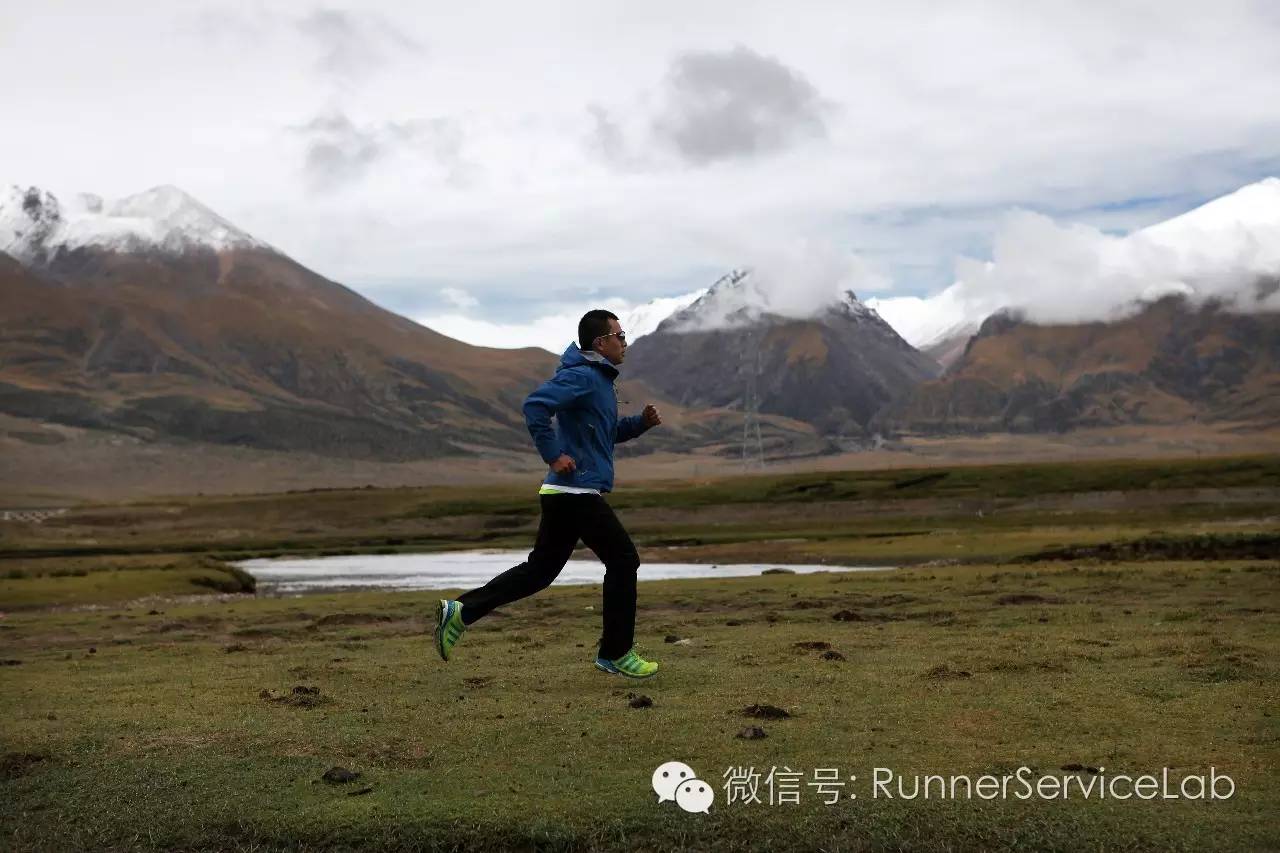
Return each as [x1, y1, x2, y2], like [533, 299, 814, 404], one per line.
[417, 287, 727, 352]
[622, 289, 706, 338]
[649, 44, 830, 165]
[3, 1, 1279, 330]
[870, 178, 1280, 343]
[439, 286, 479, 310]
[415, 295, 633, 353]
[867, 284, 971, 347]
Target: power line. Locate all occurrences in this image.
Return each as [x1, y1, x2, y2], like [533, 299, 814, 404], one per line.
[741, 326, 765, 471]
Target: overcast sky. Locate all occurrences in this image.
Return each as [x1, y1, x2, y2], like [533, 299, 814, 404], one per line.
[4, 1, 1280, 350]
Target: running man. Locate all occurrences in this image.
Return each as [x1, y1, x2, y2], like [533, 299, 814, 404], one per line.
[433, 310, 664, 678]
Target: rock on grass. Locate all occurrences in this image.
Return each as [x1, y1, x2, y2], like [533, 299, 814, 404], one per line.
[736, 726, 768, 739]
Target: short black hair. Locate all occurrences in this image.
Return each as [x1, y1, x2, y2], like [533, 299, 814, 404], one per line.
[578, 309, 619, 349]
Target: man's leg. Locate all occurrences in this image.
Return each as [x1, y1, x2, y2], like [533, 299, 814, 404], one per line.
[456, 495, 582, 624]
[579, 497, 641, 661]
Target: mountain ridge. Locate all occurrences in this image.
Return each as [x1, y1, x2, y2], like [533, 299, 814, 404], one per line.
[626, 271, 941, 436]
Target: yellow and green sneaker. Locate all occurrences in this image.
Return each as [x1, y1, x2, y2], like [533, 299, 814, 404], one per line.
[434, 599, 466, 661]
[594, 647, 659, 679]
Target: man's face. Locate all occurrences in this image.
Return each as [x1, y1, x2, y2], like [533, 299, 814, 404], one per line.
[593, 317, 628, 365]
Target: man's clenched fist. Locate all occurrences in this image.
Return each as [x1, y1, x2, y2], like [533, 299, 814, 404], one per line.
[642, 404, 662, 428]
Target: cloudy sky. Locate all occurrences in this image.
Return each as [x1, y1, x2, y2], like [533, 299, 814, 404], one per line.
[4, 1, 1280, 350]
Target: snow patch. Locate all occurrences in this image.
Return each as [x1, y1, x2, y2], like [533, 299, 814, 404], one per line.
[661, 267, 884, 334]
[1, 184, 270, 263]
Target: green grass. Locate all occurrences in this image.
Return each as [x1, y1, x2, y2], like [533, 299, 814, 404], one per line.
[1, 562, 1278, 851]
[406, 454, 1280, 517]
[1, 455, 1277, 579]
[1, 454, 1277, 849]
[0, 557, 254, 609]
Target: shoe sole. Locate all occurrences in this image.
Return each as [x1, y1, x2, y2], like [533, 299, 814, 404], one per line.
[434, 599, 450, 662]
[594, 660, 658, 679]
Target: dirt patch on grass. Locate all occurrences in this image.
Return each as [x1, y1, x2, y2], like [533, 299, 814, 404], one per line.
[869, 593, 920, 607]
[147, 615, 224, 633]
[1182, 651, 1262, 683]
[985, 658, 1072, 674]
[0, 751, 50, 780]
[924, 664, 972, 680]
[1021, 533, 1280, 562]
[995, 593, 1064, 605]
[260, 685, 330, 708]
[231, 624, 310, 639]
[742, 704, 791, 719]
[833, 608, 954, 623]
[321, 766, 361, 784]
[312, 612, 398, 628]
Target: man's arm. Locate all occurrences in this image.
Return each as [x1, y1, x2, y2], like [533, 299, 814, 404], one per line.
[616, 404, 662, 444]
[523, 370, 591, 464]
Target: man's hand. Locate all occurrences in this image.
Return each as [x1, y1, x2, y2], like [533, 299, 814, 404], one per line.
[550, 454, 577, 475]
[642, 404, 662, 428]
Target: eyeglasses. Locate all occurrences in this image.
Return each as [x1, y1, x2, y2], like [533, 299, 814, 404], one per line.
[595, 331, 627, 344]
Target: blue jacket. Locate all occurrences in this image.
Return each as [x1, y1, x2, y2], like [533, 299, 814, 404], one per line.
[523, 343, 651, 493]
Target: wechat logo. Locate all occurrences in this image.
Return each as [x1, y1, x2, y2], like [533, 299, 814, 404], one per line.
[652, 761, 714, 813]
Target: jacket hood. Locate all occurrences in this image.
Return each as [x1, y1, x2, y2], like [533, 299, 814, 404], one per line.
[558, 343, 619, 378]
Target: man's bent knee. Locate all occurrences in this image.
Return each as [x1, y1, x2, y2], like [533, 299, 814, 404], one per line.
[526, 553, 572, 590]
[605, 552, 640, 575]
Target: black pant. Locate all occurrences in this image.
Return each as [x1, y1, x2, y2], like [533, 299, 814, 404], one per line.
[456, 494, 640, 660]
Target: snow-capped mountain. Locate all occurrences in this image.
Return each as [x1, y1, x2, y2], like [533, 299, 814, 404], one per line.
[657, 269, 887, 334]
[0, 183, 562, 462]
[0, 184, 270, 264]
[625, 268, 940, 435]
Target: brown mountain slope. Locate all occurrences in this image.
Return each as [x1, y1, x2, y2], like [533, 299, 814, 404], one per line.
[625, 292, 941, 436]
[878, 297, 1280, 433]
[1, 248, 826, 465]
[0, 247, 557, 459]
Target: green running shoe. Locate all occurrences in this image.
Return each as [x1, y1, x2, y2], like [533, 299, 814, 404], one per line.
[434, 599, 466, 661]
[594, 647, 659, 679]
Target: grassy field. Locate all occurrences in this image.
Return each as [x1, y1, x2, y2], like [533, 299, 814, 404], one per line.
[1, 455, 1278, 851]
